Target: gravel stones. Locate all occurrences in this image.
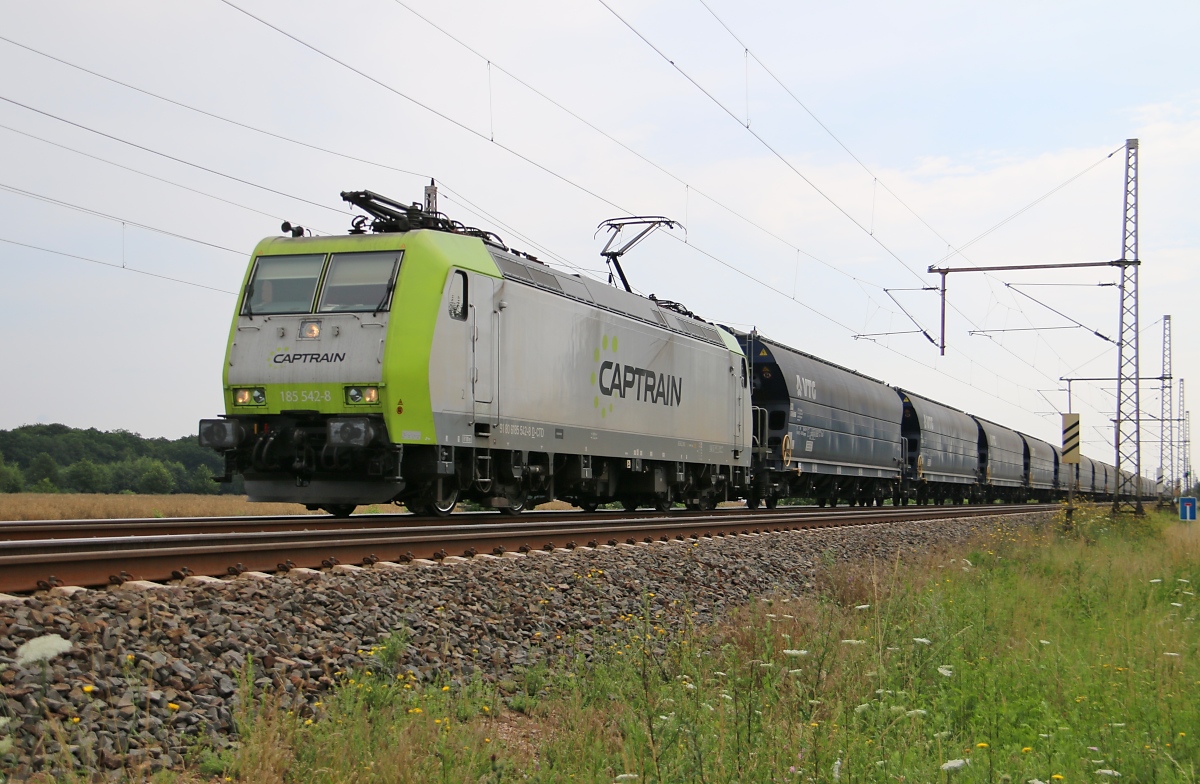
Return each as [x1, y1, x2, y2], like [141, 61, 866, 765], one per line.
[0, 510, 1049, 777]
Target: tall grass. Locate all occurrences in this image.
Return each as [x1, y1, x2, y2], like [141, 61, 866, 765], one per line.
[211, 508, 1198, 782]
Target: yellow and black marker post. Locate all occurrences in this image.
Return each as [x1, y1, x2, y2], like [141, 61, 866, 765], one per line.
[1062, 413, 1081, 525]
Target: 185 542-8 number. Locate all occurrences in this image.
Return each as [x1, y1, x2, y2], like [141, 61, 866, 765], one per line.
[279, 389, 333, 403]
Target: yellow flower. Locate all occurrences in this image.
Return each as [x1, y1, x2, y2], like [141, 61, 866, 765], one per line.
[435, 718, 442, 724]
[976, 742, 989, 748]
[304, 719, 313, 726]
[407, 707, 423, 714]
[314, 702, 322, 707]
[482, 706, 489, 712]
[71, 716, 80, 724]
[1022, 747, 1032, 753]
[364, 671, 372, 676]
[485, 738, 491, 743]
[1051, 776, 1064, 781]
[404, 683, 412, 689]
[442, 685, 450, 692]
[167, 703, 180, 711]
[82, 684, 95, 694]
[125, 654, 135, 661]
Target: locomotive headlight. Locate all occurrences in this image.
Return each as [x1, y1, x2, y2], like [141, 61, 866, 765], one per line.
[345, 386, 379, 404]
[233, 388, 266, 406]
[299, 320, 321, 340]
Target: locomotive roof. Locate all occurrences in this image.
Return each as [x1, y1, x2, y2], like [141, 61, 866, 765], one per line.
[488, 248, 739, 352]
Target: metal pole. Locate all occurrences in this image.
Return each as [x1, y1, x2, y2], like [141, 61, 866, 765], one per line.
[939, 271, 947, 356]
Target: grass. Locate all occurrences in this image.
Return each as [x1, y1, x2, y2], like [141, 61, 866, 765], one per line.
[56, 505, 1200, 782]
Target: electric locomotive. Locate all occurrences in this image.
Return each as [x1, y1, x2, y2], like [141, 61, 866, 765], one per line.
[199, 190, 751, 516]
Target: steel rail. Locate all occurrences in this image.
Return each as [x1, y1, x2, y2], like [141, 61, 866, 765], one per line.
[0, 502, 1050, 541]
[0, 504, 1056, 594]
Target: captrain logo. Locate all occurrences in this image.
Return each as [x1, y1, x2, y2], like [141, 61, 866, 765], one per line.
[590, 333, 683, 419]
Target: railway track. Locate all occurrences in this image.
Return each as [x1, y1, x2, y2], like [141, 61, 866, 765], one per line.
[0, 504, 1057, 594]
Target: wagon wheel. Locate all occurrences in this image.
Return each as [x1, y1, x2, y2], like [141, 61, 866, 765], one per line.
[746, 493, 761, 510]
[578, 500, 599, 513]
[620, 497, 640, 513]
[653, 489, 673, 513]
[323, 504, 356, 518]
[764, 496, 778, 509]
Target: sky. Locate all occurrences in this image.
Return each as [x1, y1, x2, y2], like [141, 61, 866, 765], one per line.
[0, 0, 1196, 483]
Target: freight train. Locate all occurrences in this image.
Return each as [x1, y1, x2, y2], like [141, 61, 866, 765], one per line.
[198, 190, 1149, 516]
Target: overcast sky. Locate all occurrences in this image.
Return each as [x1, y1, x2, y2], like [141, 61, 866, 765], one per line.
[1, 0, 1195, 479]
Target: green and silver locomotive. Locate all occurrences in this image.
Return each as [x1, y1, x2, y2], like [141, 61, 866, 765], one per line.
[199, 190, 752, 516]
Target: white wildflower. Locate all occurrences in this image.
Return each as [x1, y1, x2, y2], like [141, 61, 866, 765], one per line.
[934, 731, 951, 739]
[941, 759, 969, 771]
[789, 669, 803, 675]
[1178, 579, 1191, 584]
[720, 694, 733, 701]
[1150, 579, 1163, 583]
[759, 662, 773, 668]
[1184, 591, 1195, 596]
[876, 760, 886, 767]
[913, 638, 932, 645]
[855, 703, 871, 714]
[0, 737, 12, 756]
[809, 699, 822, 705]
[855, 604, 870, 610]
[1029, 779, 1047, 784]
[767, 613, 777, 618]
[890, 705, 906, 714]
[1095, 770, 1121, 777]
[1171, 602, 1184, 607]
[713, 671, 727, 677]
[1039, 640, 1051, 645]
[842, 639, 866, 645]
[0, 717, 9, 730]
[832, 758, 842, 780]
[1164, 652, 1181, 657]
[938, 667, 954, 677]
[685, 682, 697, 689]
[701, 702, 714, 711]
[1039, 734, 1050, 738]
[886, 646, 900, 651]
[907, 709, 927, 717]
[15, 634, 73, 667]
[658, 715, 671, 721]
[781, 633, 791, 639]
[783, 649, 808, 657]
[1110, 723, 1126, 727]
[783, 614, 794, 619]
[615, 775, 639, 782]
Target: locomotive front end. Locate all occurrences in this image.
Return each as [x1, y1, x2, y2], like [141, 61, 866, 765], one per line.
[199, 234, 407, 514]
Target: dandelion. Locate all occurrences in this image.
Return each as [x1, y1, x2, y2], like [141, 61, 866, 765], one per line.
[908, 709, 927, 717]
[82, 684, 95, 694]
[976, 742, 989, 748]
[1051, 776, 1064, 780]
[783, 649, 808, 657]
[1095, 771, 1120, 777]
[855, 604, 870, 610]
[941, 759, 969, 771]
[485, 738, 491, 743]
[442, 685, 451, 691]
[938, 667, 954, 677]
[70, 716, 80, 724]
[15, 634, 73, 667]
[914, 638, 932, 645]
[167, 703, 180, 711]
[304, 719, 313, 726]
[1022, 747, 1032, 753]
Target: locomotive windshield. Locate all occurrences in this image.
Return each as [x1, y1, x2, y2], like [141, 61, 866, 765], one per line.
[242, 254, 325, 315]
[318, 251, 403, 313]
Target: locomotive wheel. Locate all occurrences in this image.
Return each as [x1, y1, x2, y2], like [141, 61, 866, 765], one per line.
[578, 500, 599, 513]
[425, 479, 459, 517]
[323, 504, 356, 518]
[621, 498, 640, 512]
[764, 496, 778, 509]
[405, 501, 429, 517]
[654, 491, 673, 513]
[500, 489, 527, 516]
[746, 494, 761, 510]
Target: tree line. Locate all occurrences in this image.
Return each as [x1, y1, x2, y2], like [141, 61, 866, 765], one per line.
[0, 424, 240, 495]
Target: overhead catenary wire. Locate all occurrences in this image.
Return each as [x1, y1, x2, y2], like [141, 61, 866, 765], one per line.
[0, 94, 350, 218]
[0, 236, 234, 294]
[0, 182, 245, 256]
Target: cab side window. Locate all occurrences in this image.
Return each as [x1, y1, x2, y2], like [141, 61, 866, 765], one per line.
[448, 271, 468, 320]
